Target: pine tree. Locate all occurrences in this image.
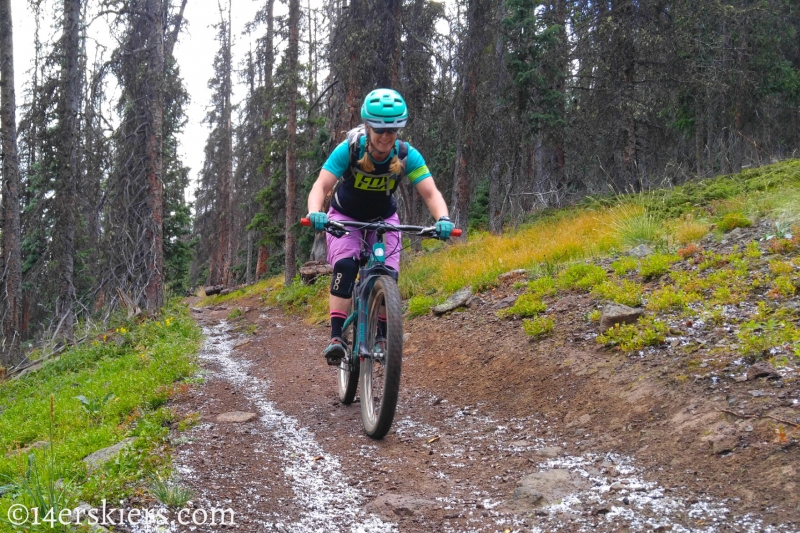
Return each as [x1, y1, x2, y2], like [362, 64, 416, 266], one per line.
[0, 0, 23, 365]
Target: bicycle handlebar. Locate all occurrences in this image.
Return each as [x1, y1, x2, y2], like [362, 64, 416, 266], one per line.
[300, 217, 462, 238]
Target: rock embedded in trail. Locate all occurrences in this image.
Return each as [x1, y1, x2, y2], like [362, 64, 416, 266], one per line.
[600, 303, 645, 331]
[530, 446, 564, 459]
[432, 287, 473, 315]
[216, 411, 258, 423]
[710, 434, 739, 455]
[511, 469, 591, 510]
[747, 361, 781, 381]
[566, 413, 592, 428]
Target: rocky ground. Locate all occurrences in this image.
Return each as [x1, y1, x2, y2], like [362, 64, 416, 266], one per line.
[148, 225, 799, 533]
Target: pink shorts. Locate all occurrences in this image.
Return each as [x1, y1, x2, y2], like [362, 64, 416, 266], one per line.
[326, 208, 402, 271]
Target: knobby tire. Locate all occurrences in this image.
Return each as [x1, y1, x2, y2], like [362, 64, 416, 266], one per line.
[360, 275, 403, 439]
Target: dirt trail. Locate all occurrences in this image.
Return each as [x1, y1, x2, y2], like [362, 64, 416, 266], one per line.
[154, 293, 800, 533]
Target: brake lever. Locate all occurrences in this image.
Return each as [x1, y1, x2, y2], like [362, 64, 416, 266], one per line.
[326, 220, 348, 238]
[419, 225, 438, 237]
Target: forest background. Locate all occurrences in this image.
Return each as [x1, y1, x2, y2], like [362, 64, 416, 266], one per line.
[0, 0, 798, 368]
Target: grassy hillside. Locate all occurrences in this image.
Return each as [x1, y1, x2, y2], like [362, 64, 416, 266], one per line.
[0, 304, 201, 531]
[212, 159, 799, 327]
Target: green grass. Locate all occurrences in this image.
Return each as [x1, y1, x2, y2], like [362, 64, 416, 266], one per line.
[609, 205, 664, 246]
[263, 275, 330, 324]
[407, 295, 443, 317]
[0, 303, 201, 523]
[149, 476, 194, 508]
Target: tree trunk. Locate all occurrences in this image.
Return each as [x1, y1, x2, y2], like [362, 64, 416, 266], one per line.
[611, 0, 637, 190]
[452, 0, 490, 236]
[0, 0, 23, 366]
[245, 231, 253, 285]
[221, 2, 234, 287]
[389, 0, 402, 88]
[284, 0, 300, 285]
[206, 4, 234, 288]
[144, 0, 165, 310]
[54, 0, 81, 341]
[256, 246, 269, 279]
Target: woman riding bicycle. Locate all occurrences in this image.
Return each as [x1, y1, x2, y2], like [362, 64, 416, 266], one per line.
[306, 88, 454, 365]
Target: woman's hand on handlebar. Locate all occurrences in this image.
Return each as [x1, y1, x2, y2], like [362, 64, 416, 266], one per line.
[307, 212, 328, 231]
[435, 217, 455, 240]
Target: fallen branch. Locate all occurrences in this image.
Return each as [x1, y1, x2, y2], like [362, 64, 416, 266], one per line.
[6, 334, 89, 379]
[716, 408, 799, 428]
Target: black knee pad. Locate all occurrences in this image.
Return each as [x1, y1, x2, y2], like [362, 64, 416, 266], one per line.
[330, 258, 358, 298]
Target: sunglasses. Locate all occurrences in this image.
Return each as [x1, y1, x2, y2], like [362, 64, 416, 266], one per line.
[372, 127, 399, 135]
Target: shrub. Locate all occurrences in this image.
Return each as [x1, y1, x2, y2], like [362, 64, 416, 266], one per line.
[527, 276, 557, 298]
[737, 319, 798, 363]
[523, 316, 555, 338]
[597, 316, 669, 352]
[676, 243, 701, 260]
[591, 279, 644, 307]
[557, 263, 608, 291]
[499, 294, 547, 318]
[639, 253, 680, 280]
[670, 270, 705, 293]
[768, 260, 794, 276]
[768, 238, 796, 255]
[704, 306, 726, 326]
[745, 241, 762, 259]
[610, 256, 638, 276]
[697, 251, 729, 271]
[646, 286, 698, 312]
[769, 276, 797, 299]
[704, 268, 751, 305]
[717, 211, 752, 232]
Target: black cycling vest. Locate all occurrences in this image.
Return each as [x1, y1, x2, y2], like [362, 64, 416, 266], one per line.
[331, 134, 408, 221]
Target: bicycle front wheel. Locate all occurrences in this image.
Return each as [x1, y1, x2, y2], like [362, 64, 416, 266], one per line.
[338, 298, 359, 405]
[360, 275, 403, 439]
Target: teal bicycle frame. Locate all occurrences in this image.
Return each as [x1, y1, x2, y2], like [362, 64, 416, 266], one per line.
[342, 238, 397, 366]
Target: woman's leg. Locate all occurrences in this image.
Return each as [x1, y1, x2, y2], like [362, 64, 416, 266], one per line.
[323, 209, 363, 362]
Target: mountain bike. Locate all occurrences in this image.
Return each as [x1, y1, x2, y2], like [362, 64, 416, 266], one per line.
[300, 217, 461, 439]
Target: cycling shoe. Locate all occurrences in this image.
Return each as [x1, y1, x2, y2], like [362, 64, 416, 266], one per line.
[324, 337, 347, 366]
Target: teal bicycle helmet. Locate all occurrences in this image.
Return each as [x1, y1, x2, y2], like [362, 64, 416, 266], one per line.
[361, 89, 408, 128]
